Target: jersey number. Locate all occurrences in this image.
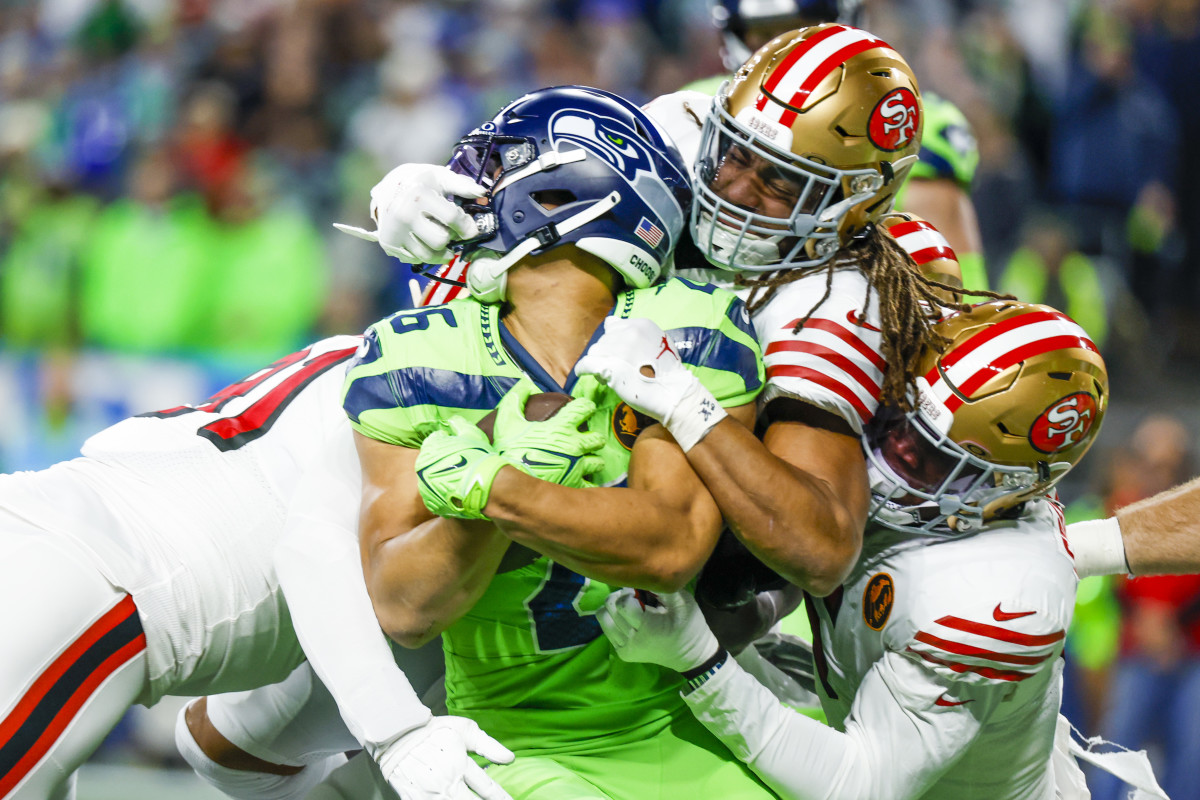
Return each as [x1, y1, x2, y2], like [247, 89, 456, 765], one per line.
[141, 344, 358, 452]
[390, 307, 457, 334]
[526, 562, 601, 652]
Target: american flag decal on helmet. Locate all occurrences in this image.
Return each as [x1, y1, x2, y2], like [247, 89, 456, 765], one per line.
[755, 25, 891, 127]
[923, 308, 1097, 413]
[635, 216, 664, 247]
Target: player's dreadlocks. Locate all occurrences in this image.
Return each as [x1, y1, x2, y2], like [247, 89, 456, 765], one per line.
[739, 225, 1009, 410]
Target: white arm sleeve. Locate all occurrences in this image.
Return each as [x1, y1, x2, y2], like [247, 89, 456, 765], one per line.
[1064, 517, 1130, 577]
[273, 428, 433, 749]
[684, 650, 998, 800]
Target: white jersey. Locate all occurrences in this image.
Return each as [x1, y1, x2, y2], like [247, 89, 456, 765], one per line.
[810, 498, 1075, 798]
[648, 90, 887, 435]
[0, 335, 362, 704]
[684, 498, 1078, 800]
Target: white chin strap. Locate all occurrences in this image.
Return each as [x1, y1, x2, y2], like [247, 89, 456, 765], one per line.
[493, 148, 587, 193]
[467, 189, 622, 303]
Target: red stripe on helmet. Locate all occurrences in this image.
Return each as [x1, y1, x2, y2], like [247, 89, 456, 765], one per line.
[933, 309, 1090, 380]
[953, 335, 1096, 400]
[886, 219, 934, 238]
[777, 38, 888, 127]
[907, 244, 958, 265]
[757, 24, 850, 112]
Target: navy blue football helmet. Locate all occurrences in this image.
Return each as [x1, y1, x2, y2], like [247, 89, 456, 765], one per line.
[711, 0, 862, 70]
[443, 86, 693, 303]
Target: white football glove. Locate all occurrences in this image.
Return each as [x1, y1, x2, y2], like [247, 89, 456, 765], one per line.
[335, 164, 483, 264]
[598, 588, 721, 674]
[370, 716, 515, 800]
[575, 316, 727, 452]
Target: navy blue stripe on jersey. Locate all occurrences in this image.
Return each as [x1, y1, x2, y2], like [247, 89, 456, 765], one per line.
[564, 315, 612, 393]
[499, 320, 567, 394]
[0, 597, 145, 795]
[725, 298, 757, 343]
[344, 369, 521, 423]
[673, 277, 720, 295]
[669, 326, 762, 393]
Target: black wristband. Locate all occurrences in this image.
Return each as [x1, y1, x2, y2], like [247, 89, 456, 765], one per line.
[682, 647, 728, 695]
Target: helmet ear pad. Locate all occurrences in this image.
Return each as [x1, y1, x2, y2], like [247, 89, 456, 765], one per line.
[575, 236, 660, 290]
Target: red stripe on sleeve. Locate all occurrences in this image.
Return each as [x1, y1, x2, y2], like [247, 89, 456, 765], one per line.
[935, 615, 1066, 647]
[765, 340, 881, 398]
[781, 317, 887, 372]
[766, 364, 872, 423]
[907, 648, 1035, 682]
[913, 631, 1052, 665]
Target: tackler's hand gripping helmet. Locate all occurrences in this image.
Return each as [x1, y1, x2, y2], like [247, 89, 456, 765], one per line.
[444, 86, 693, 303]
[865, 300, 1108, 534]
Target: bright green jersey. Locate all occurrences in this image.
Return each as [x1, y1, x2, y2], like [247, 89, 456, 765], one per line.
[342, 277, 763, 754]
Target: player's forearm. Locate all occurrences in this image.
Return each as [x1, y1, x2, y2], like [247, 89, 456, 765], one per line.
[685, 419, 862, 595]
[1117, 475, 1200, 575]
[685, 659, 871, 800]
[687, 656, 967, 800]
[485, 469, 718, 592]
[362, 516, 510, 647]
[276, 520, 432, 748]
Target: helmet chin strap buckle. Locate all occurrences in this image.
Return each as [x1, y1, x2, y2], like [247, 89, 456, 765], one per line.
[532, 224, 561, 247]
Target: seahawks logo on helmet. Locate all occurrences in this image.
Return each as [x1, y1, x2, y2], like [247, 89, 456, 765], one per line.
[549, 110, 656, 181]
[548, 109, 685, 252]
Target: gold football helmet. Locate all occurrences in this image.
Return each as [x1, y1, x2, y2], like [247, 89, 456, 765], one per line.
[865, 301, 1108, 534]
[693, 23, 923, 273]
[878, 211, 963, 304]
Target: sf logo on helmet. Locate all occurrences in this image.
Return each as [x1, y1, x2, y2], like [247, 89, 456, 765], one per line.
[868, 88, 920, 152]
[1030, 393, 1099, 454]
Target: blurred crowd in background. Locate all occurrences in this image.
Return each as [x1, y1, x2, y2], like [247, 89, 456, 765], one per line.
[3, 0, 1200, 794]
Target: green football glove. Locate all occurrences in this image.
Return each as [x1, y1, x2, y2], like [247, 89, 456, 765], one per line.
[415, 416, 510, 519]
[493, 380, 607, 488]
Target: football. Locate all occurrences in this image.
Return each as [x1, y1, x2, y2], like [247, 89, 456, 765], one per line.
[482, 391, 574, 574]
[477, 391, 574, 442]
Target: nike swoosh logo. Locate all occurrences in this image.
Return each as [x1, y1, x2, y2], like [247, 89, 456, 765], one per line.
[521, 454, 560, 469]
[846, 309, 881, 332]
[935, 694, 973, 707]
[993, 603, 1036, 622]
[428, 455, 469, 475]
